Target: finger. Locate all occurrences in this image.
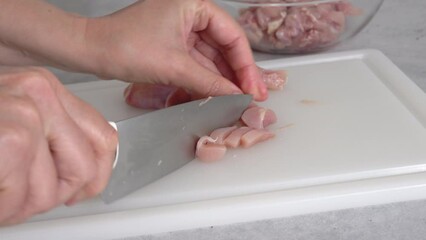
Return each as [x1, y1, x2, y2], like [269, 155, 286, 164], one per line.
[124, 83, 176, 109]
[187, 32, 222, 75]
[124, 82, 193, 109]
[5, 139, 58, 224]
[52, 74, 117, 203]
[170, 54, 243, 98]
[6, 68, 98, 203]
[0, 119, 31, 224]
[43, 94, 97, 203]
[165, 87, 192, 107]
[195, 1, 268, 101]
[0, 92, 57, 224]
[188, 47, 221, 75]
[190, 33, 236, 82]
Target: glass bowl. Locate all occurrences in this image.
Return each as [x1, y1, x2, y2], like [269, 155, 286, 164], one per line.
[217, 0, 384, 54]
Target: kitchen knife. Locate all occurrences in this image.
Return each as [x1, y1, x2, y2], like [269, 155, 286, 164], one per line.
[102, 94, 252, 203]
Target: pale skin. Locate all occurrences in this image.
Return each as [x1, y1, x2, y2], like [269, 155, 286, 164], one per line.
[0, 0, 274, 225]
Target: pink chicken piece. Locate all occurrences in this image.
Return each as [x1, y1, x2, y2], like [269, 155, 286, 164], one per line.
[196, 104, 279, 161]
[124, 83, 191, 109]
[241, 106, 277, 129]
[209, 126, 238, 145]
[238, 0, 362, 53]
[241, 129, 276, 148]
[195, 136, 227, 162]
[124, 83, 175, 109]
[261, 69, 288, 90]
[224, 127, 252, 148]
[336, 1, 363, 16]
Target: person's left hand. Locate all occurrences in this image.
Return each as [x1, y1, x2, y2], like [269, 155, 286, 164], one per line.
[85, 0, 269, 107]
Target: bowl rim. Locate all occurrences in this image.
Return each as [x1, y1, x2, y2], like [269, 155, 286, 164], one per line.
[218, 0, 347, 7]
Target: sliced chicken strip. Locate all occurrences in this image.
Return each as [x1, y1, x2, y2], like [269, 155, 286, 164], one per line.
[241, 129, 276, 148]
[209, 126, 238, 145]
[241, 106, 277, 129]
[195, 136, 227, 162]
[261, 69, 288, 90]
[224, 127, 252, 148]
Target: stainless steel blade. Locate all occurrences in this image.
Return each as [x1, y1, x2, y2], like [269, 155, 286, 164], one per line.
[102, 94, 252, 203]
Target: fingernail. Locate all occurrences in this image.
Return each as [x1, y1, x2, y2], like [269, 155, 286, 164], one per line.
[123, 84, 132, 98]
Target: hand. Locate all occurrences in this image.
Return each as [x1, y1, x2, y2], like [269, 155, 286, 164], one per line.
[123, 66, 288, 109]
[86, 0, 268, 103]
[0, 67, 117, 225]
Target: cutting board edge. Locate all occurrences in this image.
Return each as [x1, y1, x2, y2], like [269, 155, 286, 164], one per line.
[2, 171, 426, 240]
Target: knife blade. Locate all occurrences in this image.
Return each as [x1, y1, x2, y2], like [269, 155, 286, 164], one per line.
[102, 94, 252, 203]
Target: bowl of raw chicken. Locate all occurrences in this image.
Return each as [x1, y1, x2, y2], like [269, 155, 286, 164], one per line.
[217, 0, 384, 54]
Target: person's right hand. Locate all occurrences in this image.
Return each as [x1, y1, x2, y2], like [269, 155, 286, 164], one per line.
[0, 67, 117, 225]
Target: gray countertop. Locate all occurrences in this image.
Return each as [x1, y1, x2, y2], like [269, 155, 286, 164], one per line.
[47, 0, 426, 239]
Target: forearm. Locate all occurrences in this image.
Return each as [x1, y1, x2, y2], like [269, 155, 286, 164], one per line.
[0, 44, 40, 66]
[0, 0, 97, 73]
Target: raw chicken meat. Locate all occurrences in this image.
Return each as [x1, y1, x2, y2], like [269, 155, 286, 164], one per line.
[122, 68, 285, 162]
[240, 129, 276, 148]
[241, 106, 277, 129]
[209, 126, 238, 144]
[124, 83, 191, 109]
[238, 0, 362, 53]
[124, 84, 281, 161]
[195, 105, 277, 162]
[261, 68, 288, 90]
[224, 126, 252, 148]
[124, 83, 175, 109]
[124, 66, 288, 110]
[195, 136, 227, 162]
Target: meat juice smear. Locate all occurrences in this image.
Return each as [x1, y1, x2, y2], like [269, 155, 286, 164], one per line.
[238, 0, 362, 53]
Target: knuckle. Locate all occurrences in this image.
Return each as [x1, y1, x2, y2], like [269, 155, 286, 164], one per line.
[12, 68, 57, 97]
[62, 155, 97, 194]
[0, 124, 33, 154]
[13, 97, 41, 124]
[76, 161, 96, 186]
[64, 167, 94, 196]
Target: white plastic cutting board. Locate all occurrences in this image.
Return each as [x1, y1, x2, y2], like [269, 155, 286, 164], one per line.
[2, 49, 426, 240]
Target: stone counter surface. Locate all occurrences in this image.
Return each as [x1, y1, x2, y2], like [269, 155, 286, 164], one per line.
[46, 0, 426, 239]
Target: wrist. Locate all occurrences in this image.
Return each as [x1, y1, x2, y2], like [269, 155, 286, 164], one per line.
[82, 16, 141, 82]
[82, 17, 118, 80]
